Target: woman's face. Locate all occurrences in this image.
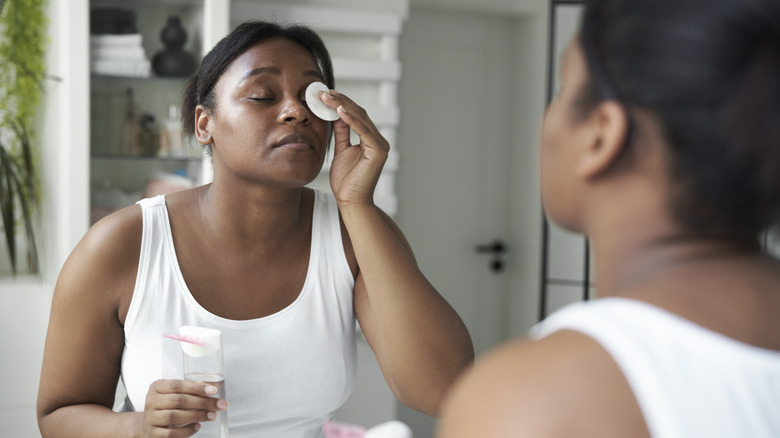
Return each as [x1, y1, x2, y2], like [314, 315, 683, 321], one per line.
[540, 38, 593, 231]
[204, 37, 330, 188]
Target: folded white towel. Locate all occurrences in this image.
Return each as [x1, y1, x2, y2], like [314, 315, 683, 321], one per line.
[89, 34, 143, 48]
[91, 47, 147, 61]
[91, 58, 150, 77]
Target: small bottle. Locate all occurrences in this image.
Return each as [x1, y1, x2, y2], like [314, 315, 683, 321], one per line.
[137, 113, 160, 156]
[161, 104, 184, 157]
[123, 88, 140, 155]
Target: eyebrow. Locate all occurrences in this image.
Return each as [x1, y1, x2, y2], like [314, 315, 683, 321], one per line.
[238, 67, 324, 85]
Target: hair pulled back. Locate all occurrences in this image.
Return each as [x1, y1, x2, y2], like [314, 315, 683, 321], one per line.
[579, 0, 780, 242]
[181, 20, 334, 148]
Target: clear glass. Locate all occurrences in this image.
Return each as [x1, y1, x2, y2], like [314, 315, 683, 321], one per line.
[181, 328, 229, 438]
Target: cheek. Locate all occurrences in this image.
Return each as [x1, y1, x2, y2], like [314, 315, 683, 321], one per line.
[539, 106, 580, 230]
[312, 120, 332, 149]
[539, 109, 562, 204]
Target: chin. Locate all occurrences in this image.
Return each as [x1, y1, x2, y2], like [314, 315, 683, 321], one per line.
[274, 172, 323, 189]
[543, 205, 583, 235]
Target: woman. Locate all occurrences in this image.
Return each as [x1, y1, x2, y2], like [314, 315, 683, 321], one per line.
[38, 21, 473, 437]
[439, 0, 780, 436]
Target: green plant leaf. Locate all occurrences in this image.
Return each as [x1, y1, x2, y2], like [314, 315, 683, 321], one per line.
[0, 145, 19, 274]
[0, 0, 47, 276]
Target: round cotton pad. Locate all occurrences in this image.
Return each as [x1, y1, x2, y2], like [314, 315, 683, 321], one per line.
[305, 81, 340, 121]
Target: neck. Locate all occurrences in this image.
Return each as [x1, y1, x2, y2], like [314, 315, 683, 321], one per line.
[590, 222, 759, 298]
[197, 181, 310, 248]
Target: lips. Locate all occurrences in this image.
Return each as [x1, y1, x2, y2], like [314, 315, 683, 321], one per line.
[273, 133, 315, 150]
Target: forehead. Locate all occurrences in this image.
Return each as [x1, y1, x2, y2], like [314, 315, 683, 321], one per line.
[222, 38, 321, 84]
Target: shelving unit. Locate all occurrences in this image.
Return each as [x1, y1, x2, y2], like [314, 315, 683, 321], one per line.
[88, 0, 228, 223]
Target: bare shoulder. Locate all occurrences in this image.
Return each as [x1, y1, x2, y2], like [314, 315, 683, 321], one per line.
[55, 203, 143, 318]
[84, 203, 143, 254]
[437, 330, 649, 438]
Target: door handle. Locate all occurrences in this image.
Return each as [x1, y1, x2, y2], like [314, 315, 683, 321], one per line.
[474, 240, 507, 254]
[474, 240, 507, 272]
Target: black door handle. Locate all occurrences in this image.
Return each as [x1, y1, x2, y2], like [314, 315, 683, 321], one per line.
[475, 240, 507, 254]
[475, 240, 507, 273]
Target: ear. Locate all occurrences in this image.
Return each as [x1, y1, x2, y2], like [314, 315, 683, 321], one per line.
[576, 100, 629, 179]
[194, 105, 213, 145]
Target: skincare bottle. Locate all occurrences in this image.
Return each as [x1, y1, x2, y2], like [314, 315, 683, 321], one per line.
[123, 88, 140, 155]
[161, 104, 184, 156]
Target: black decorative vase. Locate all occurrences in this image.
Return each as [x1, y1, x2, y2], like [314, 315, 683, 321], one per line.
[152, 16, 197, 77]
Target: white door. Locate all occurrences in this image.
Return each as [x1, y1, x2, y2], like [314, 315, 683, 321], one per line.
[397, 16, 514, 359]
[393, 8, 547, 437]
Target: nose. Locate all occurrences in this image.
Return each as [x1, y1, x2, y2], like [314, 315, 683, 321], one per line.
[278, 96, 311, 124]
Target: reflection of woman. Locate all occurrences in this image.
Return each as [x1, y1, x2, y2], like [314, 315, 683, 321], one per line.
[38, 21, 473, 437]
[439, 0, 780, 436]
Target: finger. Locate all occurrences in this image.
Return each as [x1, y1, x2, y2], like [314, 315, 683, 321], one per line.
[150, 407, 214, 430]
[324, 92, 388, 152]
[337, 105, 390, 155]
[151, 379, 218, 397]
[319, 91, 356, 154]
[322, 91, 390, 159]
[157, 392, 226, 412]
[332, 119, 353, 156]
[155, 422, 200, 437]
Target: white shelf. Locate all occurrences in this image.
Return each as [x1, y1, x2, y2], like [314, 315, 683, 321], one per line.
[231, 2, 404, 35]
[333, 58, 401, 81]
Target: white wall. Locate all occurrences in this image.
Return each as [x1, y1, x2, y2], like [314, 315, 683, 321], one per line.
[0, 0, 90, 435]
[505, 9, 548, 337]
[0, 279, 51, 437]
[413, 0, 543, 15]
[40, 0, 91, 284]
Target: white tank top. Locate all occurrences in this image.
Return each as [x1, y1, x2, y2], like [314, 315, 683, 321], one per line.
[121, 190, 357, 438]
[531, 297, 780, 438]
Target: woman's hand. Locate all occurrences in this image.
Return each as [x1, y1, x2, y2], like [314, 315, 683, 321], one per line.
[141, 379, 227, 437]
[321, 90, 390, 208]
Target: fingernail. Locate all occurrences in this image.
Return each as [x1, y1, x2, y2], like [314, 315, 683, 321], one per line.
[207, 411, 216, 420]
[204, 385, 217, 395]
[217, 399, 229, 409]
[194, 423, 201, 431]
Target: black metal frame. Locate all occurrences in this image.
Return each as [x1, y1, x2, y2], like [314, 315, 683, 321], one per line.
[538, 0, 587, 322]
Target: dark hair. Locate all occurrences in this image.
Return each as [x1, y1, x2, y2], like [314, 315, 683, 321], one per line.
[181, 21, 335, 152]
[578, 0, 780, 242]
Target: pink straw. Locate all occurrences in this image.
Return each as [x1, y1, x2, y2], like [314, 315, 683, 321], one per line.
[163, 333, 206, 346]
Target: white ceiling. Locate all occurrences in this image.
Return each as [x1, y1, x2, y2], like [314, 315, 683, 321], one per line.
[409, 0, 546, 16]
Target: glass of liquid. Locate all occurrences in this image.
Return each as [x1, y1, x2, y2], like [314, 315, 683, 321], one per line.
[179, 326, 229, 438]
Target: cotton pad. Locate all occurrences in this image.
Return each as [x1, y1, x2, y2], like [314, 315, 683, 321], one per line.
[306, 81, 340, 121]
[364, 420, 412, 438]
[179, 326, 222, 358]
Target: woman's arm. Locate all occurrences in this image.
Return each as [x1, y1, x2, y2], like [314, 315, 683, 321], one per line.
[37, 206, 145, 437]
[37, 206, 223, 437]
[347, 207, 474, 417]
[323, 90, 474, 417]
